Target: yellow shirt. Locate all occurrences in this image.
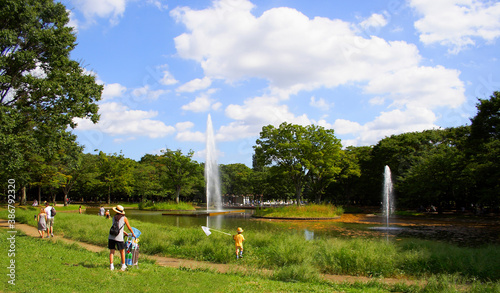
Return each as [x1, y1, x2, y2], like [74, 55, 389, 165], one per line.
[233, 234, 245, 248]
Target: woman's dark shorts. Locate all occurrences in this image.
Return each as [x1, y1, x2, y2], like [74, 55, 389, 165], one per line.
[108, 239, 126, 250]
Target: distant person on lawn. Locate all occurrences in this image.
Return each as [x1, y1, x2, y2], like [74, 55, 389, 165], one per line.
[108, 205, 136, 271]
[44, 201, 55, 238]
[37, 208, 48, 238]
[233, 227, 245, 259]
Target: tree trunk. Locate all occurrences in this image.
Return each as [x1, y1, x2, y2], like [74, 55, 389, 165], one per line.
[50, 188, 56, 205]
[107, 185, 111, 204]
[295, 184, 301, 205]
[21, 186, 27, 205]
[315, 193, 322, 204]
[175, 186, 181, 204]
[38, 186, 41, 205]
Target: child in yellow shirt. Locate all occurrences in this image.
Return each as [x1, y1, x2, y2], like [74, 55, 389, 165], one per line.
[233, 227, 245, 259]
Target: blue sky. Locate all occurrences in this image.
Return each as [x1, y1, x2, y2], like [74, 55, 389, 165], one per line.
[63, 0, 500, 166]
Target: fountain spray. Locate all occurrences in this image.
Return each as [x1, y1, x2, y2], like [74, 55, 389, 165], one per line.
[205, 114, 222, 210]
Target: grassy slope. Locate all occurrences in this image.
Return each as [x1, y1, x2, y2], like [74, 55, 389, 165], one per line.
[1, 207, 500, 292]
[1, 229, 411, 293]
[255, 204, 344, 218]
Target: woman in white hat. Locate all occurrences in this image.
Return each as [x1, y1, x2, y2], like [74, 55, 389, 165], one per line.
[108, 205, 135, 271]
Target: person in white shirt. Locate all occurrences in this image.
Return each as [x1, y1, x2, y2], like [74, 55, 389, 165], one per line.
[44, 201, 54, 238]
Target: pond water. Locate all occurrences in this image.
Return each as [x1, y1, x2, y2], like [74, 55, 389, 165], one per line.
[87, 208, 500, 247]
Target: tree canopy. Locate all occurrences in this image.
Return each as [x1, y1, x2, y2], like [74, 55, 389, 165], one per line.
[0, 0, 102, 203]
[254, 122, 344, 204]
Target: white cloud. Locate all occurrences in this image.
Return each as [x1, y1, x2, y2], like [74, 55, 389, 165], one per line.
[176, 77, 212, 93]
[181, 92, 219, 112]
[310, 96, 332, 111]
[332, 119, 364, 135]
[369, 96, 385, 106]
[169, 0, 467, 147]
[336, 106, 438, 146]
[146, 0, 167, 10]
[171, 0, 464, 105]
[212, 102, 223, 110]
[132, 85, 167, 101]
[66, 9, 80, 31]
[72, 0, 128, 26]
[71, 0, 166, 26]
[175, 121, 195, 131]
[176, 130, 205, 142]
[160, 69, 179, 86]
[171, 0, 465, 143]
[74, 102, 175, 138]
[216, 121, 255, 141]
[225, 95, 311, 128]
[365, 65, 465, 108]
[102, 83, 127, 100]
[359, 13, 388, 30]
[410, 0, 500, 53]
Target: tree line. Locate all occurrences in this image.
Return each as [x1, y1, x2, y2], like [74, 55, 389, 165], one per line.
[1, 91, 499, 213]
[1, 0, 498, 212]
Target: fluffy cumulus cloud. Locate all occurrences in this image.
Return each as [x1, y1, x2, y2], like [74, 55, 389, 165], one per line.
[310, 96, 332, 111]
[332, 106, 438, 146]
[70, 0, 167, 26]
[171, 0, 466, 145]
[132, 85, 168, 101]
[174, 119, 205, 142]
[74, 102, 175, 138]
[72, 0, 128, 25]
[159, 69, 178, 86]
[410, 0, 500, 53]
[225, 95, 311, 128]
[102, 83, 127, 100]
[171, 0, 453, 96]
[176, 77, 212, 93]
[181, 91, 220, 112]
[364, 65, 465, 108]
[359, 13, 388, 30]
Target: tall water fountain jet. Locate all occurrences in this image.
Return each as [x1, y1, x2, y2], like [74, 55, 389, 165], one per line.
[383, 165, 394, 227]
[205, 114, 222, 210]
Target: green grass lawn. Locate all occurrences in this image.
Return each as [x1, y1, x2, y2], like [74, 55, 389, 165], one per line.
[1, 207, 499, 292]
[0, 229, 422, 293]
[255, 204, 344, 218]
[138, 200, 196, 211]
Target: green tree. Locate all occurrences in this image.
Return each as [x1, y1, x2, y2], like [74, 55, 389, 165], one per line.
[73, 153, 101, 202]
[467, 92, 500, 207]
[323, 146, 362, 205]
[39, 130, 83, 205]
[254, 123, 343, 204]
[372, 127, 471, 211]
[220, 163, 254, 195]
[303, 127, 344, 203]
[0, 0, 102, 203]
[399, 140, 462, 213]
[136, 154, 165, 201]
[159, 149, 203, 203]
[98, 152, 135, 204]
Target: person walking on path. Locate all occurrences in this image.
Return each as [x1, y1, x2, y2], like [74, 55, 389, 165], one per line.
[37, 208, 48, 238]
[108, 205, 136, 271]
[44, 201, 55, 238]
[233, 227, 245, 259]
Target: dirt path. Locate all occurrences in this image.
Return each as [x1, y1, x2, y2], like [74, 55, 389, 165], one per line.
[0, 219, 423, 287]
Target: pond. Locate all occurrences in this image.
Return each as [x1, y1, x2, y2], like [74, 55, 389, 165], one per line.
[86, 208, 500, 247]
